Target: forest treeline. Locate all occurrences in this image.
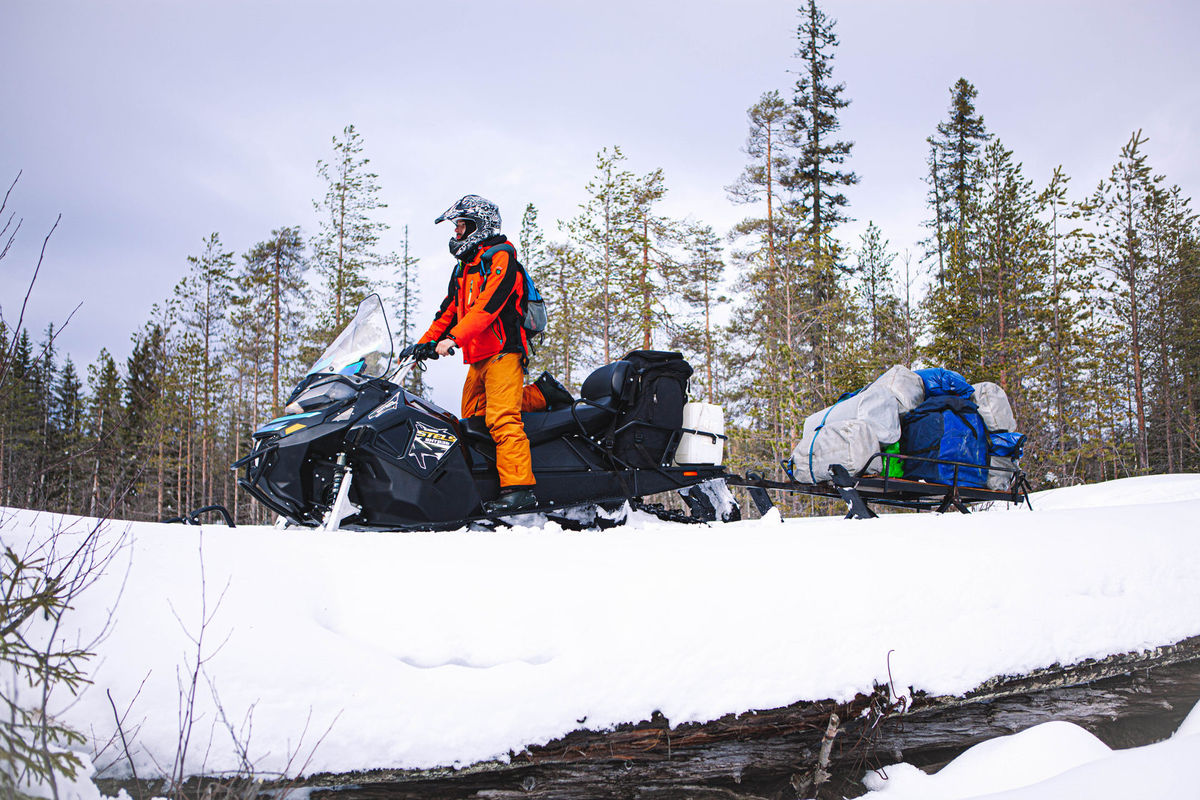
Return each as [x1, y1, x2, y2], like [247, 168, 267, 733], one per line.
[2, 0, 1197, 523]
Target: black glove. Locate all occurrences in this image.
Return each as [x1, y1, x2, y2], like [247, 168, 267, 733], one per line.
[399, 341, 439, 361]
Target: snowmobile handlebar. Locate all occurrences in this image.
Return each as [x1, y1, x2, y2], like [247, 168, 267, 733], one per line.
[388, 341, 453, 385]
[397, 340, 455, 362]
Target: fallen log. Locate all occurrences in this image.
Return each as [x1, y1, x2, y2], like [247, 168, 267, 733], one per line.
[98, 635, 1200, 800]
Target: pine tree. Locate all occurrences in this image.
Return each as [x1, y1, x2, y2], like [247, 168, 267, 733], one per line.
[566, 146, 640, 364]
[1142, 183, 1198, 471]
[539, 241, 590, 389]
[727, 91, 791, 283]
[672, 223, 727, 403]
[311, 124, 388, 343]
[174, 233, 234, 506]
[1090, 131, 1158, 471]
[976, 141, 1046, 380]
[628, 168, 680, 350]
[240, 226, 307, 411]
[1034, 166, 1102, 484]
[727, 90, 805, 471]
[390, 224, 427, 397]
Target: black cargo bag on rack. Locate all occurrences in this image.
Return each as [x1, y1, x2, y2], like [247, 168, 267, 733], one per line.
[609, 350, 693, 468]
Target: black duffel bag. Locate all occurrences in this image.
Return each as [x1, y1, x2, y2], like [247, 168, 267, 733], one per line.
[609, 350, 693, 468]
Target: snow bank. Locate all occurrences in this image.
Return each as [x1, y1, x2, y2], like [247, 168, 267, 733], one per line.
[860, 702, 1200, 799]
[3, 475, 1200, 785]
[1020, 473, 1200, 511]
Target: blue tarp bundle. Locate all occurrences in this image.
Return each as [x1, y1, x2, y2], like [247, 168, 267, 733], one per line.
[900, 395, 989, 487]
[988, 431, 1026, 459]
[915, 367, 974, 399]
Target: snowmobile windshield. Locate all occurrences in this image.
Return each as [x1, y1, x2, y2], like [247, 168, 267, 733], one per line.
[306, 294, 393, 378]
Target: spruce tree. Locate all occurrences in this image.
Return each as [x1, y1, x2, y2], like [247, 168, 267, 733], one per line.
[31, 324, 59, 507]
[123, 322, 169, 519]
[85, 349, 124, 516]
[0, 329, 38, 507]
[932, 78, 991, 249]
[971, 140, 1052, 430]
[922, 78, 991, 371]
[854, 222, 905, 373]
[518, 204, 558, 379]
[789, 0, 858, 262]
[53, 357, 85, 513]
[787, 0, 858, 401]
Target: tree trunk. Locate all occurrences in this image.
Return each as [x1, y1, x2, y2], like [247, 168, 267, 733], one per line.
[104, 638, 1200, 800]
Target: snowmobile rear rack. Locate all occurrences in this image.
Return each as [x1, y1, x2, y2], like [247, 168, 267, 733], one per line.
[728, 452, 1032, 520]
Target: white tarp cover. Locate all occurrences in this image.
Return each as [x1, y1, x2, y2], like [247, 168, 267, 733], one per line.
[802, 385, 901, 446]
[791, 418, 879, 482]
[973, 381, 1018, 432]
[988, 455, 1017, 490]
[868, 364, 925, 414]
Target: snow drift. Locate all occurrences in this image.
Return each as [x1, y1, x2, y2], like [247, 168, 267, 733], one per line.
[4, 475, 1200, 787]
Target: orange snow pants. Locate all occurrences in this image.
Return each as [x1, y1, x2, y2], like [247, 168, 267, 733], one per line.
[461, 353, 547, 489]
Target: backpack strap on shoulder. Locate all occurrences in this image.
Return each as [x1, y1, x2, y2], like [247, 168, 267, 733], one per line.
[478, 242, 519, 292]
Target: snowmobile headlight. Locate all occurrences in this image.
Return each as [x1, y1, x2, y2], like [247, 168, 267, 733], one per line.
[283, 380, 357, 415]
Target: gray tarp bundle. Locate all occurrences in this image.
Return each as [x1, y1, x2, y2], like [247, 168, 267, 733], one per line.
[791, 366, 1021, 488]
[792, 365, 921, 483]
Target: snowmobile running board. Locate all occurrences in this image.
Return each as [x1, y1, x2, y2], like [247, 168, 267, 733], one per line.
[726, 454, 1033, 521]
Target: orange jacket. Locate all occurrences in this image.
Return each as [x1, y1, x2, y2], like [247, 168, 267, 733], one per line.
[419, 237, 528, 365]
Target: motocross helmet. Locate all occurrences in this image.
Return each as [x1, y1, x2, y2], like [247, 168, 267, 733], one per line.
[435, 194, 501, 260]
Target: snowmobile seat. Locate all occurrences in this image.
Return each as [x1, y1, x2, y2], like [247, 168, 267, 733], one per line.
[580, 360, 631, 404]
[459, 361, 630, 448]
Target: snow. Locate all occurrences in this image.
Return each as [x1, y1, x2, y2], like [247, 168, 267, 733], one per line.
[4, 474, 1200, 799]
[861, 716, 1200, 799]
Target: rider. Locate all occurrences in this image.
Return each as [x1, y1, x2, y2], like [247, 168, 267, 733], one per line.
[409, 195, 570, 513]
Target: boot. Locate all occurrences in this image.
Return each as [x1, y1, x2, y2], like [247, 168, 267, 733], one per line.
[534, 371, 574, 410]
[485, 487, 538, 513]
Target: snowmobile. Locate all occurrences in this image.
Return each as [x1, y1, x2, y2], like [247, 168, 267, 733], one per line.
[235, 295, 737, 531]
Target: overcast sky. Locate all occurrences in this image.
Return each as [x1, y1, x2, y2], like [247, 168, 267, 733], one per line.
[3, 0, 1198, 406]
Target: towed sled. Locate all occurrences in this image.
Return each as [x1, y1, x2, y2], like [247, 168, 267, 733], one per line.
[730, 452, 1032, 521]
[235, 296, 735, 531]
